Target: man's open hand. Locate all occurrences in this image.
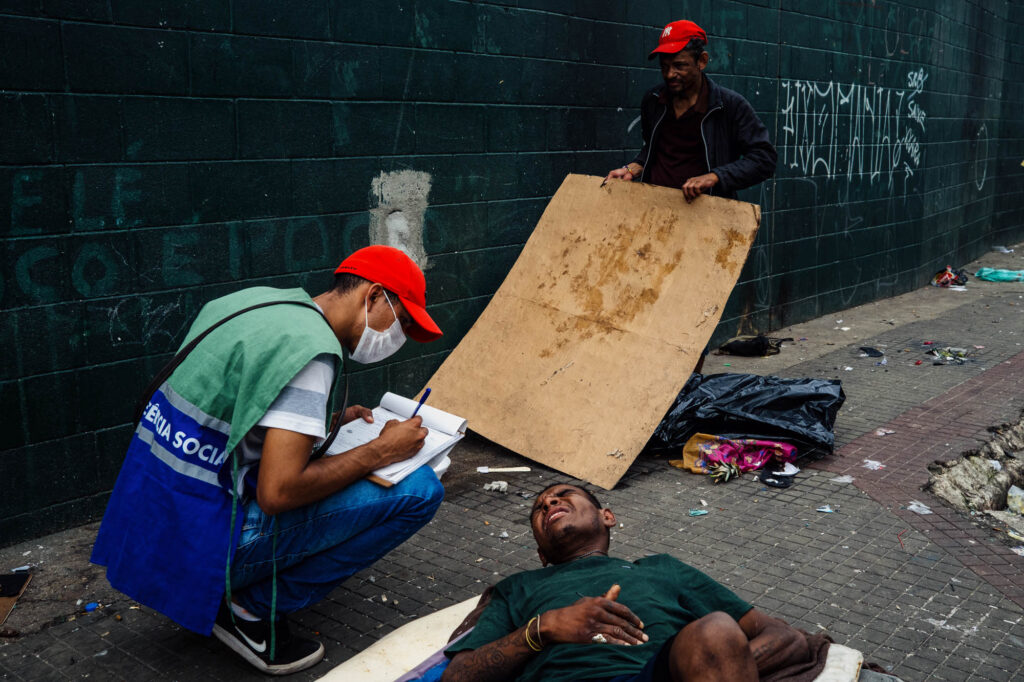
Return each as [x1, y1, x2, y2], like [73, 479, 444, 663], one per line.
[374, 417, 427, 466]
[540, 585, 648, 646]
[682, 172, 719, 202]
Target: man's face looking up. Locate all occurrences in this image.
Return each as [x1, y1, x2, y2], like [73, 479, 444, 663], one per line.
[530, 484, 613, 565]
[660, 50, 706, 97]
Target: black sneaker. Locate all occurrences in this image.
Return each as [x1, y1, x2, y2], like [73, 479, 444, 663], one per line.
[212, 601, 324, 675]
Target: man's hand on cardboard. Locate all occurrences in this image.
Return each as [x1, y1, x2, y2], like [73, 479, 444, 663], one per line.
[681, 172, 719, 202]
[604, 167, 635, 183]
[539, 584, 649, 646]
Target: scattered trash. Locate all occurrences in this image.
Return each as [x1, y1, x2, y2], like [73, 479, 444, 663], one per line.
[929, 347, 970, 365]
[94, 650, 108, 658]
[830, 475, 854, 484]
[862, 459, 886, 470]
[20, 551, 29, 557]
[606, 449, 625, 459]
[688, 509, 709, 516]
[875, 428, 896, 437]
[709, 461, 742, 484]
[877, 357, 888, 366]
[859, 347, 885, 357]
[517, 491, 535, 499]
[85, 602, 99, 612]
[772, 462, 800, 476]
[499, 531, 509, 538]
[836, 327, 851, 332]
[817, 505, 836, 513]
[948, 285, 968, 291]
[381, 594, 388, 602]
[1008, 530, 1024, 542]
[76, 599, 83, 607]
[700, 499, 708, 506]
[1007, 485, 1024, 515]
[898, 529, 908, 549]
[974, 345, 985, 349]
[843, 366, 854, 371]
[10, 566, 30, 573]
[798, 337, 808, 341]
[988, 459, 1002, 471]
[975, 267, 1024, 282]
[476, 466, 531, 474]
[760, 470, 796, 489]
[1011, 547, 1024, 557]
[482, 481, 509, 493]
[992, 246, 1015, 254]
[368, 576, 376, 583]
[0, 573, 32, 627]
[931, 265, 968, 287]
[922, 341, 933, 345]
[915, 360, 923, 366]
[906, 501, 933, 515]
[715, 334, 793, 357]
[0, 627, 20, 638]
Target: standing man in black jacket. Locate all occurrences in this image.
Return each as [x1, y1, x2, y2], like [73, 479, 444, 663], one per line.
[605, 20, 777, 203]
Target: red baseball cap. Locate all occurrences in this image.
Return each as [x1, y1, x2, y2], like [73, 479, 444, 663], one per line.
[334, 245, 442, 342]
[648, 20, 708, 60]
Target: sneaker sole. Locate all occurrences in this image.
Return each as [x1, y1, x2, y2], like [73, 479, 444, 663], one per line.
[212, 623, 325, 676]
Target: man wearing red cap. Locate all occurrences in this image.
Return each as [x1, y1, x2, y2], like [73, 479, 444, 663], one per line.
[92, 246, 445, 675]
[605, 20, 777, 202]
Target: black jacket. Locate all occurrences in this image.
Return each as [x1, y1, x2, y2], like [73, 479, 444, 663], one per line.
[632, 76, 777, 199]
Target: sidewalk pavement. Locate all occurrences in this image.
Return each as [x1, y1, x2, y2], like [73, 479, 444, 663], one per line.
[4, 246, 1024, 681]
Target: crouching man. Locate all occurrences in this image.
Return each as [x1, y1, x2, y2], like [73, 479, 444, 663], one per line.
[444, 483, 814, 681]
[93, 246, 445, 676]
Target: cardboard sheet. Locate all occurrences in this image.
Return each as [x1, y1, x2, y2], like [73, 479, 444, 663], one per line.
[426, 174, 760, 489]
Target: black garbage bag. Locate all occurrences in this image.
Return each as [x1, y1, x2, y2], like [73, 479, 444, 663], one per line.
[649, 373, 846, 454]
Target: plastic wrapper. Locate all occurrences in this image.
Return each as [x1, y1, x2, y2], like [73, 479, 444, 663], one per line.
[649, 373, 846, 454]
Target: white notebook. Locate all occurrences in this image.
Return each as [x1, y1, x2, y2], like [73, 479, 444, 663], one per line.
[325, 392, 467, 486]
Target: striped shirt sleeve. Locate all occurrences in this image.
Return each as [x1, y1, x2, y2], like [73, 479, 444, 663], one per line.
[256, 353, 337, 438]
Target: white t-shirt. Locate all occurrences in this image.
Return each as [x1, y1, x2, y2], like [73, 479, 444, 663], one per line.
[236, 352, 338, 478]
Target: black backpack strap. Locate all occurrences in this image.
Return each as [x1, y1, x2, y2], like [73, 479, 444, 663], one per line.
[134, 300, 347, 460]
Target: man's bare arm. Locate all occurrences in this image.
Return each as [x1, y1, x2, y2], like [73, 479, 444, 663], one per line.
[442, 625, 536, 682]
[737, 608, 810, 675]
[443, 585, 648, 682]
[256, 416, 427, 515]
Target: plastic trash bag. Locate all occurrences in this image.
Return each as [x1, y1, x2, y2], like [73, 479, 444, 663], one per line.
[975, 267, 1024, 282]
[649, 373, 846, 454]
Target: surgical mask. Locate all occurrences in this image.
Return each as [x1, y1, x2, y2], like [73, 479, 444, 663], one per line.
[350, 289, 407, 364]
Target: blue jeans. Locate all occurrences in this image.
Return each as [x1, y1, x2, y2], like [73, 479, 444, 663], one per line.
[229, 466, 444, 618]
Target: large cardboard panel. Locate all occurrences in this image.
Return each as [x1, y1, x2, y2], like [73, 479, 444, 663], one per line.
[427, 174, 760, 489]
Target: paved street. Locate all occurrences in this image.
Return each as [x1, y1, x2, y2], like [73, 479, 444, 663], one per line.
[4, 246, 1024, 681]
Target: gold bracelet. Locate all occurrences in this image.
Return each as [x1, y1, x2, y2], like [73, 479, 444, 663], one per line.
[535, 613, 544, 647]
[524, 616, 543, 651]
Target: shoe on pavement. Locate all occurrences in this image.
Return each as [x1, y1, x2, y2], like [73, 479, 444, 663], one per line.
[212, 601, 324, 675]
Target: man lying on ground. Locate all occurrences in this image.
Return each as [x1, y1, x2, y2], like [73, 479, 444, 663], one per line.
[442, 483, 896, 682]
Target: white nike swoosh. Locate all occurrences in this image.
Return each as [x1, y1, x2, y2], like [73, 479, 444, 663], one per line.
[235, 626, 267, 653]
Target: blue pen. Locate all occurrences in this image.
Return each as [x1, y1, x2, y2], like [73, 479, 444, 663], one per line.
[411, 387, 431, 418]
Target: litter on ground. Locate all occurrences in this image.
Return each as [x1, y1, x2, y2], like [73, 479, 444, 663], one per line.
[906, 501, 933, 515]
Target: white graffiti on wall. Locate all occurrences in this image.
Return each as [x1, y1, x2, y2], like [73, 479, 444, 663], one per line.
[780, 68, 928, 191]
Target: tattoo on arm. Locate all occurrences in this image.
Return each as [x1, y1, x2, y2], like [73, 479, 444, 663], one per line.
[442, 627, 537, 682]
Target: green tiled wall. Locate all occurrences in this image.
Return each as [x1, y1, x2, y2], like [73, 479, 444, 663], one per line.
[3, 0, 1023, 544]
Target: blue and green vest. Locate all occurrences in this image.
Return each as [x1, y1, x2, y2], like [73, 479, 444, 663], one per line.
[91, 287, 343, 634]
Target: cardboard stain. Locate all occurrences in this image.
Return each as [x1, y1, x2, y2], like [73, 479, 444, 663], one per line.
[426, 174, 760, 489]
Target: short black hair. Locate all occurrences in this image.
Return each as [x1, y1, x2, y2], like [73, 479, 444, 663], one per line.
[682, 37, 706, 63]
[332, 272, 367, 295]
[538, 483, 602, 510]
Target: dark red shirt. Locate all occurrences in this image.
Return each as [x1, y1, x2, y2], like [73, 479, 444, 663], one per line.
[648, 77, 710, 189]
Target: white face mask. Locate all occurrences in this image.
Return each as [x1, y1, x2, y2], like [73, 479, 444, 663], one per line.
[350, 289, 407, 364]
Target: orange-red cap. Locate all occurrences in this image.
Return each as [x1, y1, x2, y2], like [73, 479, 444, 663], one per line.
[334, 246, 442, 342]
[648, 20, 708, 60]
